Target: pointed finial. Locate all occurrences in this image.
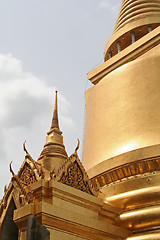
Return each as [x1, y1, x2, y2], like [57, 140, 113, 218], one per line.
[49, 91, 60, 134]
[23, 141, 28, 154]
[9, 161, 15, 176]
[74, 139, 80, 156]
[75, 139, 80, 152]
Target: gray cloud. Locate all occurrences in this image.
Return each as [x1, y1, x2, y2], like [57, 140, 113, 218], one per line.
[0, 54, 73, 131]
[3, 91, 51, 129]
[0, 130, 7, 160]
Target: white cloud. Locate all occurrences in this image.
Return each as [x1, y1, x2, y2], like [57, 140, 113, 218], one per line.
[99, 0, 121, 18]
[0, 53, 76, 198]
[0, 53, 73, 130]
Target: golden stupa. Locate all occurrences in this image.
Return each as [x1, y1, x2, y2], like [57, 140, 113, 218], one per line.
[0, 0, 160, 239]
[83, 0, 160, 239]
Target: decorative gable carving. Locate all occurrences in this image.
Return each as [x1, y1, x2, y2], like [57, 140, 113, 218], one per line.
[53, 153, 98, 196]
[60, 161, 93, 194]
[17, 142, 45, 186]
[19, 162, 37, 186]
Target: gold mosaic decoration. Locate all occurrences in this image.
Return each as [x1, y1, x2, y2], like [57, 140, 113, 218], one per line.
[60, 161, 93, 195]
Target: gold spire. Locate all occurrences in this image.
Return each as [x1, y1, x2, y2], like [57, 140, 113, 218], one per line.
[114, 0, 160, 33]
[48, 91, 60, 134]
[38, 91, 68, 172]
[104, 0, 160, 60]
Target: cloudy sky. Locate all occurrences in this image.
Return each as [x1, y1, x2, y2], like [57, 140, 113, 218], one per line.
[0, 0, 121, 198]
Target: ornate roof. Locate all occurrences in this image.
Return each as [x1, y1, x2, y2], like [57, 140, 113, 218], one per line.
[52, 141, 98, 196]
[0, 94, 98, 224]
[0, 144, 44, 218]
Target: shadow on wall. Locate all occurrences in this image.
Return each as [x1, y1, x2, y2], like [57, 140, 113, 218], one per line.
[27, 215, 50, 240]
[1, 198, 18, 240]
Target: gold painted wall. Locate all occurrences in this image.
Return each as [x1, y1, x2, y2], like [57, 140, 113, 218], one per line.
[83, 43, 160, 170]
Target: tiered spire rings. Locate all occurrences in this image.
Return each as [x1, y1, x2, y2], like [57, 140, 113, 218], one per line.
[105, 0, 160, 60]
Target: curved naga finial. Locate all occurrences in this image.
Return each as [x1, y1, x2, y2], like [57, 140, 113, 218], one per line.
[9, 161, 15, 176]
[74, 139, 80, 156]
[23, 141, 40, 175]
[23, 140, 28, 154]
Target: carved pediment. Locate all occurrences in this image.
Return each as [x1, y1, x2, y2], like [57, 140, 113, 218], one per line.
[53, 154, 98, 196]
[60, 161, 93, 194]
[18, 143, 45, 186]
[18, 162, 37, 186]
